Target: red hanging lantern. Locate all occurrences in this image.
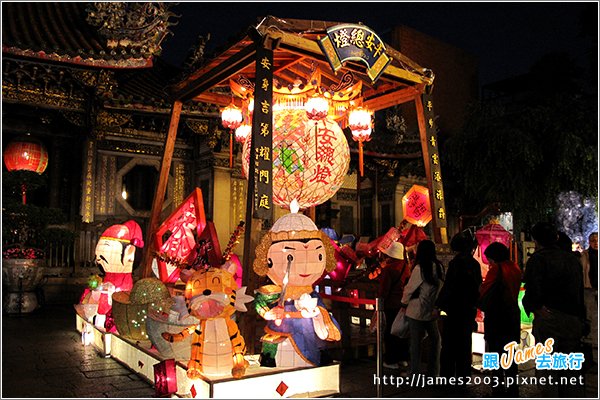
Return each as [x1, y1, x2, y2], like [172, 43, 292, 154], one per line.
[3, 137, 49, 204]
[348, 107, 372, 177]
[402, 185, 432, 227]
[221, 103, 243, 168]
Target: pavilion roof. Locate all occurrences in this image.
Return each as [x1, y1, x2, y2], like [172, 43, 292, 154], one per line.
[2, 2, 178, 69]
[170, 15, 435, 110]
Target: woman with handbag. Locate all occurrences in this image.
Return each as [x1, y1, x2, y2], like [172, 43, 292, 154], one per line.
[377, 241, 411, 369]
[400, 240, 444, 377]
[479, 242, 522, 397]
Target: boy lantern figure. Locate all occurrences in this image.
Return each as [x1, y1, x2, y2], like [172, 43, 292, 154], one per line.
[80, 220, 144, 329]
[254, 201, 342, 367]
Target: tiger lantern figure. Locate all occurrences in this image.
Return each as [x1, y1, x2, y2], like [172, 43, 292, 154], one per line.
[254, 204, 342, 368]
[161, 267, 252, 379]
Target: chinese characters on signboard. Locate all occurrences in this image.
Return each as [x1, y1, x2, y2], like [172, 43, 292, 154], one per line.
[422, 94, 447, 228]
[319, 24, 391, 83]
[251, 46, 274, 220]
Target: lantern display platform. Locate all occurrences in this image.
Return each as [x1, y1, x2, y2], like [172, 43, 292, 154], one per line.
[75, 313, 339, 398]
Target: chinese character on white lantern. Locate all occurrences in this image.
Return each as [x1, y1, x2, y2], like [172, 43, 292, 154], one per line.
[221, 103, 243, 168]
[242, 109, 350, 210]
[348, 107, 373, 177]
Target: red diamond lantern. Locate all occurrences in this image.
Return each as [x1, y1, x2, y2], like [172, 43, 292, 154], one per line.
[402, 185, 432, 227]
[3, 137, 49, 174]
[276, 381, 289, 396]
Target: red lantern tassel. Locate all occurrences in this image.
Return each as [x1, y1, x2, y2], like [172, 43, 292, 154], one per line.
[229, 130, 233, 168]
[21, 183, 27, 205]
[358, 141, 364, 177]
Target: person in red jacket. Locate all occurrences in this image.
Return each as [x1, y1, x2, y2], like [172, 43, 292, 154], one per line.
[480, 242, 522, 397]
[377, 241, 411, 369]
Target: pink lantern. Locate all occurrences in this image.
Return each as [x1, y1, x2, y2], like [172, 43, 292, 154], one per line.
[221, 103, 243, 168]
[304, 94, 329, 121]
[242, 109, 350, 210]
[348, 107, 373, 176]
[154, 188, 207, 283]
[475, 223, 512, 265]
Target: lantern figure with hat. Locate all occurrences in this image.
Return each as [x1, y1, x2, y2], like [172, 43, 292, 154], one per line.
[78, 220, 144, 330]
[253, 200, 342, 368]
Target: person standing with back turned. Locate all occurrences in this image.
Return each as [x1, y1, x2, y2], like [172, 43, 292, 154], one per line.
[523, 222, 587, 397]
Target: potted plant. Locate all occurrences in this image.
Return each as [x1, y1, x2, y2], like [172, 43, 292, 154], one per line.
[2, 169, 66, 314]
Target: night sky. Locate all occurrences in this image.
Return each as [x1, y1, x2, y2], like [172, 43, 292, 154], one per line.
[160, 2, 595, 86]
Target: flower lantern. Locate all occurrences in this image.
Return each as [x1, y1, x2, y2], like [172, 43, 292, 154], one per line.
[221, 103, 243, 168]
[242, 109, 350, 210]
[235, 124, 251, 143]
[3, 136, 49, 204]
[348, 107, 373, 176]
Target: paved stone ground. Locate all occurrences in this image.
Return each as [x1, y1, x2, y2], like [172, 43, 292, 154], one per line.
[2, 305, 598, 398]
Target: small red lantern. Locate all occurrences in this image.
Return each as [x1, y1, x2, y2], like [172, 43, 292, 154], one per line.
[475, 222, 512, 265]
[348, 107, 373, 177]
[3, 137, 49, 204]
[153, 359, 178, 397]
[3, 137, 48, 173]
[221, 103, 243, 168]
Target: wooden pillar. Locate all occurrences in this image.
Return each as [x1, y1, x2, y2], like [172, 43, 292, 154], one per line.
[141, 100, 183, 278]
[415, 96, 448, 244]
[414, 95, 443, 244]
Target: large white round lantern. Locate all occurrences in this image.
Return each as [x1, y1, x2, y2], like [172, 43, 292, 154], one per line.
[242, 109, 350, 210]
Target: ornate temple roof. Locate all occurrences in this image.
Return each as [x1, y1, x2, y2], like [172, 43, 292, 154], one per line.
[2, 2, 178, 69]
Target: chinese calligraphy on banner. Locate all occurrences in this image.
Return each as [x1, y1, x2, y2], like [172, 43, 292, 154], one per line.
[319, 24, 391, 83]
[251, 46, 274, 220]
[421, 94, 447, 229]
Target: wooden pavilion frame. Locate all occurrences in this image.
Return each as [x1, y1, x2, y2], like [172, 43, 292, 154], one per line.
[141, 16, 448, 348]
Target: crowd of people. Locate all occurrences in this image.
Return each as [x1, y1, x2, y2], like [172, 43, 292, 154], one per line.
[375, 222, 597, 397]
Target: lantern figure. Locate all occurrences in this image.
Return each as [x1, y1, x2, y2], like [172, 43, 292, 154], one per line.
[221, 103, 243, 168]
[475, 222, 511, 265]
[3, 137, 49, 204]
[402, 185, 432, 227]
[242, 109, 350, 210]
[253, 206, 341, 367]
[348, 107, 373, 176]
[234, 124, 251, 143]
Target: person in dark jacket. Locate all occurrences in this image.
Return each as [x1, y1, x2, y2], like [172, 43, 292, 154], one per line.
[523, 222, 586, 397]
[377, 241, 411, 369]
[437, 231, 482, 379]
[480, 242, 522, 397]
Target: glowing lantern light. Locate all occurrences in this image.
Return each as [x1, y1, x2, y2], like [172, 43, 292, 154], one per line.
[475, 222, 511, 265]
[221, 103, 243, 168]
[242, 109, 350, 210]
[402, 185, 432, 227]
[234, 124, 251, 143]
[3, 136, 49, 204]
[348, 107, 372, 176]
[154, 359, 178, 397]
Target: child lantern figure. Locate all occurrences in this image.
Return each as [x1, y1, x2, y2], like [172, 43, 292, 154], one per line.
[79, 220, 144, 330]
[254, 201, 342, 368]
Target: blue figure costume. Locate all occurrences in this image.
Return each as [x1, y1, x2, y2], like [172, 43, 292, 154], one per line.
[255, 285, 341, 366]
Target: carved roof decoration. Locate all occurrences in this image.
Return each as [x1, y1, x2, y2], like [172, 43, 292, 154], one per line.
[2, 2, 178, 69]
